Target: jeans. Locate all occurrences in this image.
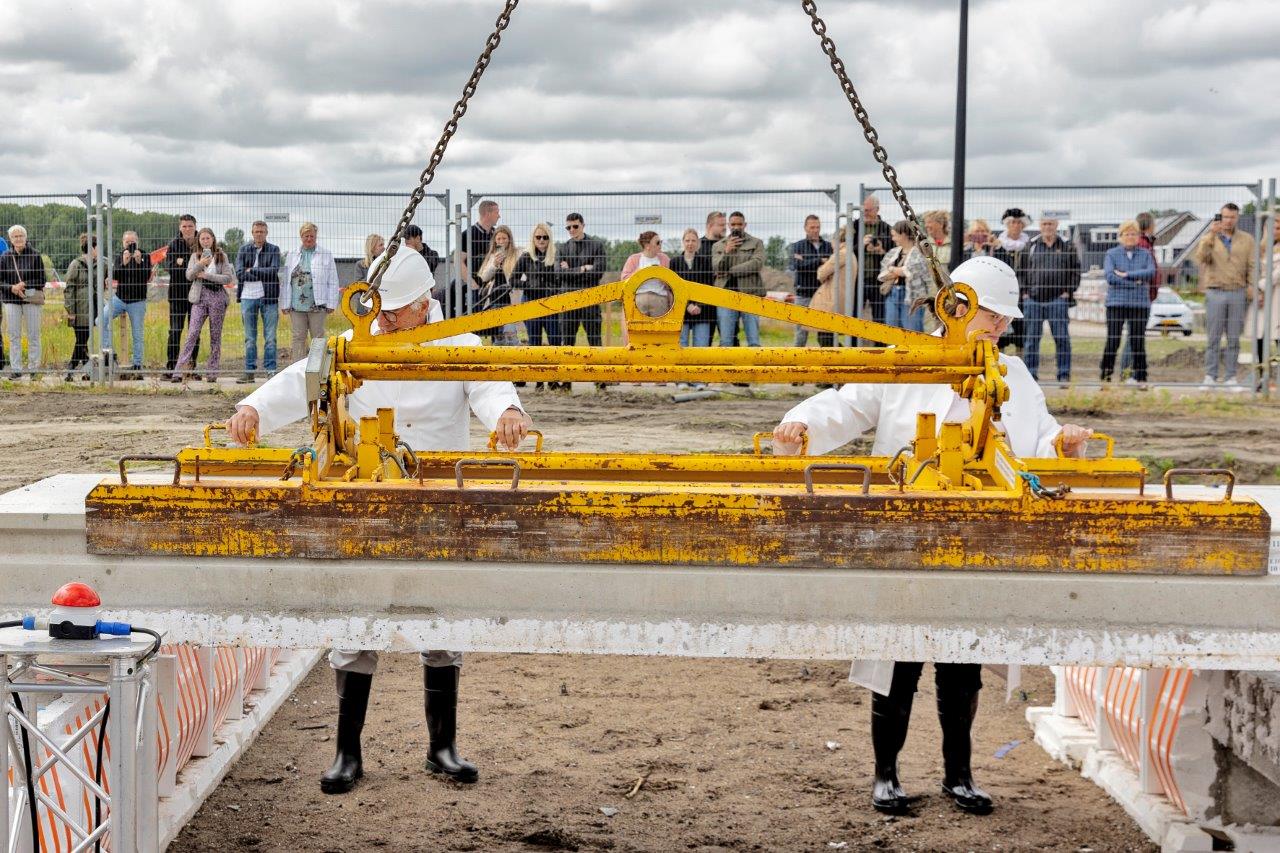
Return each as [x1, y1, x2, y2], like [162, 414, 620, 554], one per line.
[561, 305, 602, 347]
[882, 285, 925, 332]
[525, 316, 562, 346]
[1023, 297, 1073, 381]
[1100, 305, 1149, 382]
[1203, 289, 1247, 381]
[2, 302, 41, 374]
[717, 306, 759, 347]
[104, 297, 148, 367]
[240, 298, 279, 373]
[680, 321, 713, 347]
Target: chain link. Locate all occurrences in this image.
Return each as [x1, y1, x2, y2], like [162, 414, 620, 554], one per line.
[366, 0, 521, 296]
[800, 0, 952, 294]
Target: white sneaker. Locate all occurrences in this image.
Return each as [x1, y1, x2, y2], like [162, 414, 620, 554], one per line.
[1222, 377, 1242, 390]
[1124, 377, 1138, 386]
[1202, 375, 1217, 387]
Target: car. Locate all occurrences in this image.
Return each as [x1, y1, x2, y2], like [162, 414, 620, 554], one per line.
[1146, 286, 1194, 337]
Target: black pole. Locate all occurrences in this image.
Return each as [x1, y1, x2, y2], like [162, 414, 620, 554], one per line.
[949, 0, 968, 273]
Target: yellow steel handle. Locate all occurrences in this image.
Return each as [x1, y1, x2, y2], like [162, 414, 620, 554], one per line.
[488, 429, 544, 453]
[753, 431, 808, 456]
[205, 422, 256, 448]
[1163, 468, 1235, 502]
[1055, 431, 1113, 459]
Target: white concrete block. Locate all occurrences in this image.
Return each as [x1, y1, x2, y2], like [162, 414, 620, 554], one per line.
[1160, 822, 1214, 852]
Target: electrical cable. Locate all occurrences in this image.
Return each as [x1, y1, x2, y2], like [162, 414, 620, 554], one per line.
[11, 694, 42, 853]
[133, 626, 164, 667]
[94, 700, 109, 853]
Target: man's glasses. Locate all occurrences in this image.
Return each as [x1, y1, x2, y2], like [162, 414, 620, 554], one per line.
[566, 224, 582, 231]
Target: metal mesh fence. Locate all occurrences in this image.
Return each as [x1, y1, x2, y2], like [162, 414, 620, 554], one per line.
[98, 190, 450, 376]
[467, 188, 841, 275]
[0, 191, 93, 376]
[861, 183, 1269, 386]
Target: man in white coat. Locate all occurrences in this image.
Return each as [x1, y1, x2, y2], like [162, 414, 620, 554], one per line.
[228, 248, 531, 795]
[772, 256, 1092, 816]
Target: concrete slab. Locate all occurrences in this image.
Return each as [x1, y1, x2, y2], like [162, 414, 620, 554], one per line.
[2, 476, 1279, 663]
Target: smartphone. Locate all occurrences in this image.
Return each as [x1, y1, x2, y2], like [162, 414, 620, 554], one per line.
[1212, 213, 1223, 222]
[730, 228, 745, 240]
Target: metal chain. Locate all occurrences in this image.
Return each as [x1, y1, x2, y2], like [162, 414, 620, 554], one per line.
[800, 0, 952, 294]
[366, 0, 521, 296]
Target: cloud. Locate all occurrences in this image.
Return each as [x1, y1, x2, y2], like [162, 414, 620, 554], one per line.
[0, 0, 1273, 210]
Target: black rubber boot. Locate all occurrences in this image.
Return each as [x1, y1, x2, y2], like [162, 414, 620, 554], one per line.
[870, 690, 914, 814]
[938, 690, 993, 814]
[319, 669, 372, 794]
[424, 665, 478, 783]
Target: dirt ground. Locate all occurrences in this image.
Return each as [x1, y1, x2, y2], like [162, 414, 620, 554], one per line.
[4, 383, 1278, 851]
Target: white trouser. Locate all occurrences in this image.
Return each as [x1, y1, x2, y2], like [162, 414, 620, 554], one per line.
[3, 302, 42, 372]
[328, 649, 462, 674]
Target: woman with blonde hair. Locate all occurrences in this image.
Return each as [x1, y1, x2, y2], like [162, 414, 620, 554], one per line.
[962, 219, 995, 258]
[1100, 220, 1155, 384]
[172, 227, 235, 382]
[476, 225, 520, 345]
[513, 222, 561, 389]
[355, 234, 385, 281]
[922, 210, 951, 266]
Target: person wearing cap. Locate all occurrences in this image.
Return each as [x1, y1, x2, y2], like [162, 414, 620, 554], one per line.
[226, 248, 531, 797]
[993, 208, 1032, 353]
[770, 256, 1092, 817]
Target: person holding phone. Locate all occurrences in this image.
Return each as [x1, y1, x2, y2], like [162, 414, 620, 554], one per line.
[171, 228, 234, 382]
[0, 224, 46, 379]
[475, 225, 520, 345]
[104, 230, 153, 378]
[712, 212, 766, 347]
[855, 196, 893, 325]
[962, 219, 995, 259]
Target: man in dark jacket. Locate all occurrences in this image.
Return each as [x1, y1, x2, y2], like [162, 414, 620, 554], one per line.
[235, 220, 282, 382]
[558, 212, 607, 351]
[854, 196, 893, 325]
[1021, 217, 1081, 382]
[790, 214, 834, 347]
[164, 214, 199, 371]
[404, 224, 442, 274]
[701, 212, 729, 343]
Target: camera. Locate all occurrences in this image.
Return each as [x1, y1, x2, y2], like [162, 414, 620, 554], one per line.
[126, 242, 138, 253]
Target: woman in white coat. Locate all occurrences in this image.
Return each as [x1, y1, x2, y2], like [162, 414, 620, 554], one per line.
[772, 256, 1092, 816]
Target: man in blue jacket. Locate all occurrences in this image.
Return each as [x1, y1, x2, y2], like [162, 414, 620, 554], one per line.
[235, 220, 282, 383]
[789, 214, 834, 347]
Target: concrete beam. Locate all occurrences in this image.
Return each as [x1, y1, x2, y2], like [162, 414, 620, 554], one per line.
[3, 475, 1279, 666]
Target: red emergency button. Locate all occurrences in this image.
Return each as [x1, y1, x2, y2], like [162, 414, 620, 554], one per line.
[51, 582, 101, 608]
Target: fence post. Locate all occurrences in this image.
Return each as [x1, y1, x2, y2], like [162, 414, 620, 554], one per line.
[1137, 669, 1163, 795]
[1052, 666, 1079, 717]
[93, 185, 108, 386]
[1094, 666, 1116, 751]
[1262, 177, 1276, 399]
[192, 646, 215, 758]
[153, 654, 178, 798]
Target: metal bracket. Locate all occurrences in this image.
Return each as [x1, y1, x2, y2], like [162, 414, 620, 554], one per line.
[1164, 468, 1235, 501]
[455, 458, 521, 490]
[304, 338, 332, 406]
[118, 456, 180, 487]
[803, 463, 871, 495]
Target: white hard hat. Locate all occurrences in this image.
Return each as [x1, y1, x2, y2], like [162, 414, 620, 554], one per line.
[368, 249, 432, 311]
[949, 256, 1023, 319]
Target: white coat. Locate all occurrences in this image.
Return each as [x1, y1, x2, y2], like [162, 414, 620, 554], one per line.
[781, 350, 1061, 696]
[782, 352, 1062, 460]
[238, 301, 524, 450]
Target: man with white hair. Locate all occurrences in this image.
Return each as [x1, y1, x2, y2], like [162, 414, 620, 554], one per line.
[227, 248, 531, 795]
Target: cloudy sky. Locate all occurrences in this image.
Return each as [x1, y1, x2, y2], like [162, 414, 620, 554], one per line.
[3, 0, 1278, 198]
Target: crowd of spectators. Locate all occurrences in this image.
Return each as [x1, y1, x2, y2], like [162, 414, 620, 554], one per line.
[0, 199, 1271, 391]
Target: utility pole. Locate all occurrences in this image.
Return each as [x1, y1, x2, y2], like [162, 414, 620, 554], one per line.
[949, 0, 969, 272]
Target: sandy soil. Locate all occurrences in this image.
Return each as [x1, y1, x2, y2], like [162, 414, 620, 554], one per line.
[4, 384, 1278, 851]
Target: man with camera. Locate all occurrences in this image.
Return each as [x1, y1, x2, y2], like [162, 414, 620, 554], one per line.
[855, 196, 893, 325]
[1195, 202, 1257, 387]
[104, 231, 153, 378]
[712, 211, 766, 347]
